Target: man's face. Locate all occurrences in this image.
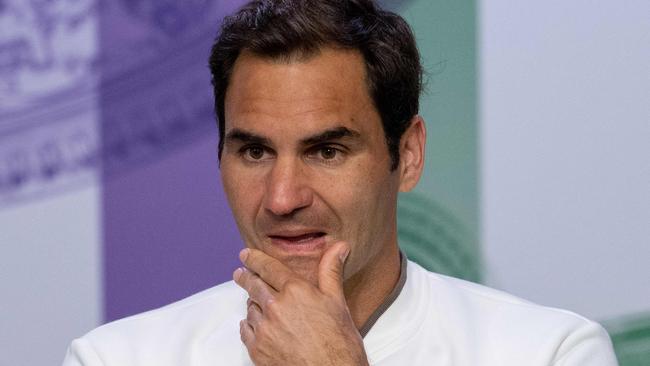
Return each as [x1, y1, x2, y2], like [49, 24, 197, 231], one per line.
[220, 48, 402, 285]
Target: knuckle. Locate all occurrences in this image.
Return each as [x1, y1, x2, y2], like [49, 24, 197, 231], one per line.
[247, 299, 257, 311]
[264, 298, 280, 316]
[254, 321, 266, 337]
[255, 320, 271, 339]
[251, 278, 265, 294]
[248, 309, 261, 325]
[282, 279, 303, 294]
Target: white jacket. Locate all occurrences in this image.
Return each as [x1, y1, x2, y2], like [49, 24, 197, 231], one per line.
[62, 261, 618, 365]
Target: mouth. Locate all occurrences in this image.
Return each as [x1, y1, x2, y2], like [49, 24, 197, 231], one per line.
[267, 231, 327, 253]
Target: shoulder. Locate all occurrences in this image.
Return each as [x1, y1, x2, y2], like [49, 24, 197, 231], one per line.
[407, 261, 617, 365]
[87, 280, 244, 340]
[64, 281, 247, 365]
[409, 260, 592, 326]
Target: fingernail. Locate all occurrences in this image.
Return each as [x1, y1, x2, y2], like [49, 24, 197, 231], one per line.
[239, 248, 249, 262]
[339, 247, 350, 263]
[233, 267, 243, 281]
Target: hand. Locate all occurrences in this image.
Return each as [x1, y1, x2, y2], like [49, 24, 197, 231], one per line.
[233, 242, 369, 366]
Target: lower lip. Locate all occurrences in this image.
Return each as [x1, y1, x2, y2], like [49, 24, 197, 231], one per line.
[268, 234, 327, 253]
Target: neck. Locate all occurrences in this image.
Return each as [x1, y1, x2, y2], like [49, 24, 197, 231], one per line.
[343, 243, 402, 331]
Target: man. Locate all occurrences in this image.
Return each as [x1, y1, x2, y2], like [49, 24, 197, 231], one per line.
[63, 0, 618, 365]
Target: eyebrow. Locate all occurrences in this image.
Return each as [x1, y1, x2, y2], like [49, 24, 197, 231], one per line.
[300, 127, 362, 146]
[224, 126, 362, 147]
[224, 129, 271, 145]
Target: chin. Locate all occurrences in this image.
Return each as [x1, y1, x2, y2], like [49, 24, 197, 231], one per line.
[281, 255, 320, 286]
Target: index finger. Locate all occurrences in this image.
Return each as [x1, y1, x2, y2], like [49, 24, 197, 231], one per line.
[239, 248, 296, 291]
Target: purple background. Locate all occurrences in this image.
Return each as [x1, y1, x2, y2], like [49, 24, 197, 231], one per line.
[99, 1, 245, 321]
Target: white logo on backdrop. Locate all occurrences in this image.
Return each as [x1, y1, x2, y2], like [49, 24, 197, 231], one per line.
[0, 0, 225, 207]
[0, 0, 98, 207]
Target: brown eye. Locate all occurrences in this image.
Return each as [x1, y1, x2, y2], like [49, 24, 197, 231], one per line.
[247, 146, 264, 160]
[320, 147, 337, 159]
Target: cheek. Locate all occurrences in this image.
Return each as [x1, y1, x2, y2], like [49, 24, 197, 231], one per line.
[347, 166, 399, 239]
[221, 165, 262, 223]
[220, 166, 240, 207]
[317, 165, 367, 208]
[349, 163, 397, 208]
[322, 162, 398, 232]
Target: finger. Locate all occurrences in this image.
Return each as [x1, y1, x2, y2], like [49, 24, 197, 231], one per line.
[318, 241, 350, 299]
[233, 267, 277, 308]
[240, 319, 255, 346]
[240, 248, 295, 291]
[246, 301, 263, 330]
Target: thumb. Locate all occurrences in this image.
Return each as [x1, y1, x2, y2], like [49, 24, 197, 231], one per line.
[318, 241, 350, 299]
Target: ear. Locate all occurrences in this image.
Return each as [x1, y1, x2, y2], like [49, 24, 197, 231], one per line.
[398, 116, 426, 192]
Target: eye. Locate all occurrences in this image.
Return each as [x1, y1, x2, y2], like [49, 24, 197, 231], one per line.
[306, 144, 346, 165]
[319, 146, 338, 160]
[246, 146, 264, 160]
[239, 145, 271, 161]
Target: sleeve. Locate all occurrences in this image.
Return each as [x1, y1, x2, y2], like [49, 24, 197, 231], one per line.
[552, 321, 619, 366]
[62, 338, 105, 366]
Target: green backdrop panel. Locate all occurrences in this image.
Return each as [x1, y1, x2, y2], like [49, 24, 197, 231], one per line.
[393, 0, 480, 281]
[605, 312, 650, 366]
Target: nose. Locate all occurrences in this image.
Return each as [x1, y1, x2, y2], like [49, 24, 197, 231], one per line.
[263, 157, 313, 216]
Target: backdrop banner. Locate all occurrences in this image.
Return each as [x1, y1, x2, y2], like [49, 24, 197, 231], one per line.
[1, 1, 647, 365]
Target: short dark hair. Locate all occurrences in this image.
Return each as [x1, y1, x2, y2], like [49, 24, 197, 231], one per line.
[209, 0, 422, 170]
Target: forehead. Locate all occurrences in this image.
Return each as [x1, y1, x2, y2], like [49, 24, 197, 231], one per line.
[224, 48, 380, 136]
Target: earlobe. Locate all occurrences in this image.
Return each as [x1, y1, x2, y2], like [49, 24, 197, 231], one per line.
[398, 116, 426, 192]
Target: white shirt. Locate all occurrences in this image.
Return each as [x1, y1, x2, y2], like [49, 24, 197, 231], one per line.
[62, 260, 618, 365]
